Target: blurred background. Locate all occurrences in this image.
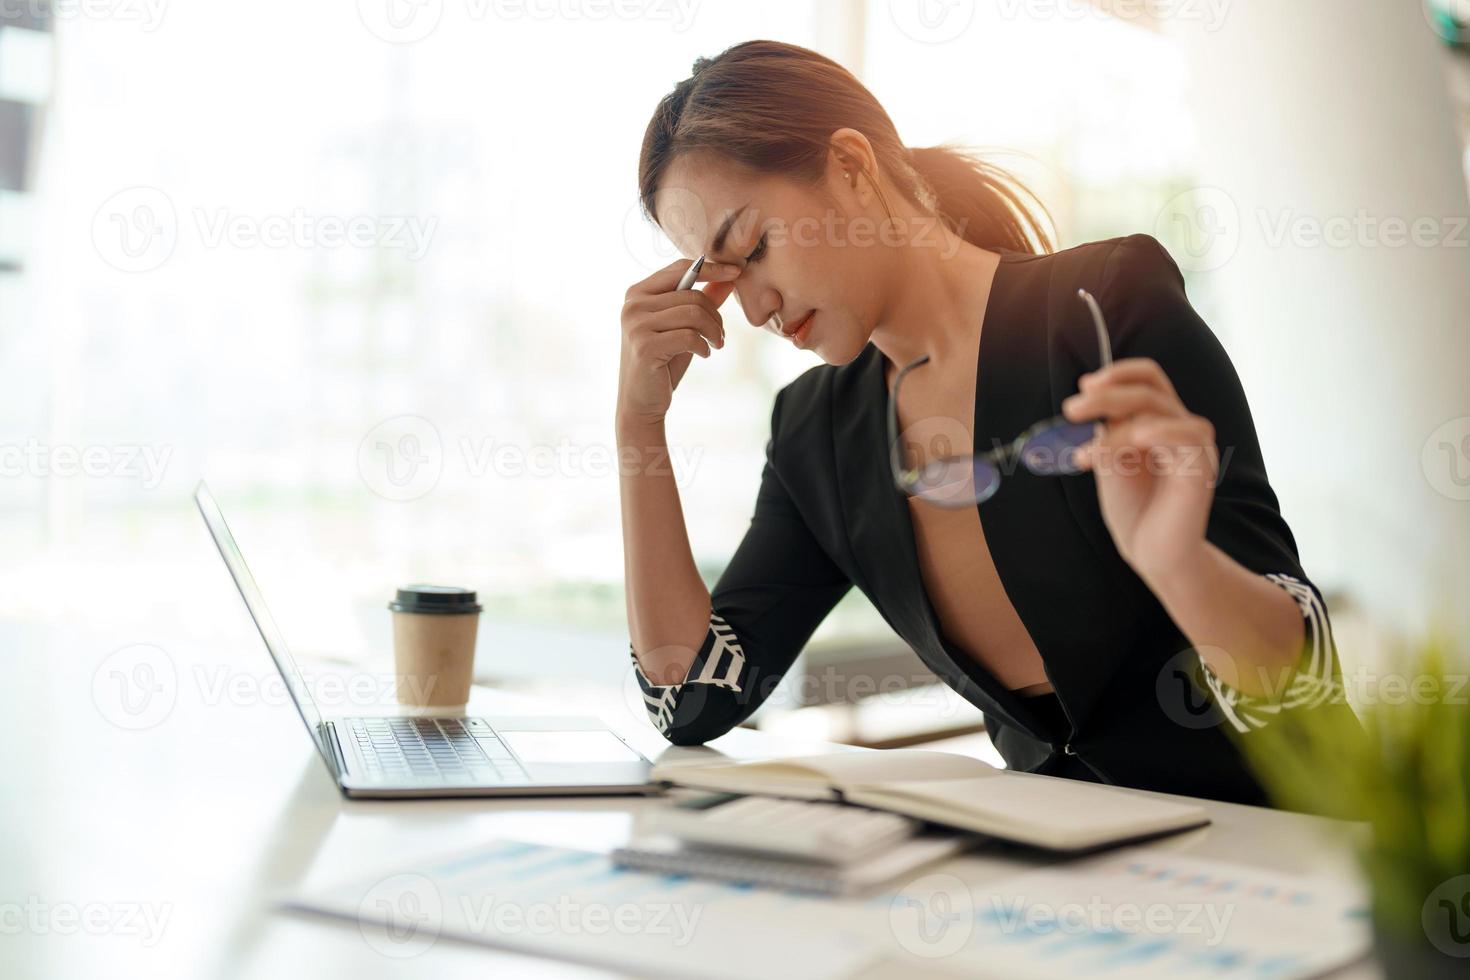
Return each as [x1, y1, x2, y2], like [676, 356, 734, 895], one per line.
[3, 0, 1468, 743]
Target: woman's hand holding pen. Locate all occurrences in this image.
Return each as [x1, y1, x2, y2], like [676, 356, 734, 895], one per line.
[1062, 357, 1219, 581]
[618, 255, 741, 428]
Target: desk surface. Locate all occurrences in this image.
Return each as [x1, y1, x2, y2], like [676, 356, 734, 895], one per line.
[0, 624, 1380, 980]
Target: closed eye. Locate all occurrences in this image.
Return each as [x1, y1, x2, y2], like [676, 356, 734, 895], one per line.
[746, 232, 768, 264]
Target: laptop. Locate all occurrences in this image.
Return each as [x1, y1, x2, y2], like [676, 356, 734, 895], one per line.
[194, 481, 656, 798]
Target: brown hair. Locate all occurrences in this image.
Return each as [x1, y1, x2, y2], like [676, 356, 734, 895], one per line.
[638, 40, 1054, 256]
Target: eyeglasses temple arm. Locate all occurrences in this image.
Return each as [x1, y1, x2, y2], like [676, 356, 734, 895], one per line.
[1077, 289, 1113, 369]
[887, 355, 929, 484]
[886, 388, 904, 481]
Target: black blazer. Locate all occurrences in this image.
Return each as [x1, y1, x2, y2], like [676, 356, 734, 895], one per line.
[632, 234, 1350, 807]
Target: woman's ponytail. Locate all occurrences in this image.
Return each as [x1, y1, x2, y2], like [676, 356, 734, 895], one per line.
[907, 144, 1053, 254]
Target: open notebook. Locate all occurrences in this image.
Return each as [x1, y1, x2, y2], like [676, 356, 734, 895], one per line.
[652, 750, 1209, 852]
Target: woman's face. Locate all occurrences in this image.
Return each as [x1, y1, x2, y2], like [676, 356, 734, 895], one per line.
[656, 150, 893, 365]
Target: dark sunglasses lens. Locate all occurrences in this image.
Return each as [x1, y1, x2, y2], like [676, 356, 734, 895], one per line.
[910, 457, 1001, 505]
[1019, 422, 1095, 475]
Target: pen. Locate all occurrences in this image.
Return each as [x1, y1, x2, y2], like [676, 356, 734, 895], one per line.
[675, 254, 706, 292]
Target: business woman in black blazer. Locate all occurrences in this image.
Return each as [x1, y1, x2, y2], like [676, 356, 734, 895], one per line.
[617, 41, 1354, 807]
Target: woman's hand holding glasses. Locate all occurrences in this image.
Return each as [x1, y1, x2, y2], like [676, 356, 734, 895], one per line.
[889, 286, 1221, 579]
[1064, 355, 1220, 580]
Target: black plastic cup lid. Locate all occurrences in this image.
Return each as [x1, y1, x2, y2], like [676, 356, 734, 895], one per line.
[389, 585, 482, 615]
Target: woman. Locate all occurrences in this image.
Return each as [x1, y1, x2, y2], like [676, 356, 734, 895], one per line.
[616, 40, 1352, 806]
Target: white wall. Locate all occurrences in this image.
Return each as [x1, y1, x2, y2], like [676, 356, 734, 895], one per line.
[1164, 3, 1470, 643]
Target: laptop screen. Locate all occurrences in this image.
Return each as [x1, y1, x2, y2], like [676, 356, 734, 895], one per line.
[194, 481, 330, 765]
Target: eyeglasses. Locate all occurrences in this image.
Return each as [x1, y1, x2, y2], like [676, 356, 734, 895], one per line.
[887, 288, 1114, 508]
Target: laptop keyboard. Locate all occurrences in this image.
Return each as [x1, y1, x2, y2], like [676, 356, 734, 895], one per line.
[344, 716, 529, 784]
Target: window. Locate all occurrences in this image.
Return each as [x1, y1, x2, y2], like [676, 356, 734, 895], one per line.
[3, 3, 1200, 692]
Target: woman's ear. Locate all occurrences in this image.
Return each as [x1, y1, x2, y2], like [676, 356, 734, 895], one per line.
[827, 127, 878, 204]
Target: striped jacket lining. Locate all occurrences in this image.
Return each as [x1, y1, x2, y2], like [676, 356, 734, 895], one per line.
[629, 613, 746, 736]
[1200, 573, 1340, 733]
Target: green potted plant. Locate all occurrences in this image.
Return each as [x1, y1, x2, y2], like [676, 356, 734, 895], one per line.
[1234, 638, 1470, 978]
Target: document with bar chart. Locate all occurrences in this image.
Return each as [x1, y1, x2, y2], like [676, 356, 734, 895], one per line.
[284, 838, 1371, 979]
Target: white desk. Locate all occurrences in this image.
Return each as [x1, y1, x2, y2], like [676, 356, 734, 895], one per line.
[0, 624, 1380, 980]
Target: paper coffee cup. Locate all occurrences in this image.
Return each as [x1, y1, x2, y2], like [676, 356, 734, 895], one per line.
[389, 585, 482, 707]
